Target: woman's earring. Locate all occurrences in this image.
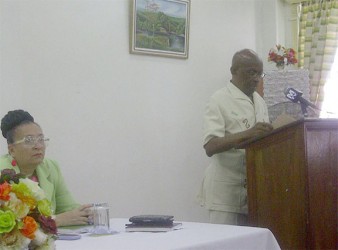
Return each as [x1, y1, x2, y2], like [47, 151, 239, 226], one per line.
[11, 159, 17, 166]
[9, 154, 17, 166]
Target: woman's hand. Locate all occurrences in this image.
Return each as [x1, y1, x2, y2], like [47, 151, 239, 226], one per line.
[55, 204, 93, 227]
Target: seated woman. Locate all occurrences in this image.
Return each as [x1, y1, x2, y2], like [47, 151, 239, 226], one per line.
[0, 109, 92, 227]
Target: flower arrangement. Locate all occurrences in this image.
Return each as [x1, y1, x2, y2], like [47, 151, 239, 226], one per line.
[268, 44, 298, 68]
[0, 169, 57, 250]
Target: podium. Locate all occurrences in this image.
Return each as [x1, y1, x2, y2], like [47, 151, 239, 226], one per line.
[241, 119, 338, 249]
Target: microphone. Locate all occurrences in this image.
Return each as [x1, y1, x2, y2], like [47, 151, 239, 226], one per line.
[284, 87, 319, 110]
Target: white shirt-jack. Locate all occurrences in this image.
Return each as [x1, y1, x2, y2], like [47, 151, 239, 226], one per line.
[198, 82, 269, 214]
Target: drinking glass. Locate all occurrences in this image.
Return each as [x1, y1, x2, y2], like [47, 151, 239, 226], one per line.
[90, 202, 110, 234]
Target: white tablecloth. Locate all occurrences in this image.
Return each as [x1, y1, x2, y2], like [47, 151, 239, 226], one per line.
[55, 218, 281, 250]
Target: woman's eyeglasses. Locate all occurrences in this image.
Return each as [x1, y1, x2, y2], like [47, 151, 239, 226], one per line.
[12, 136, 49, 147]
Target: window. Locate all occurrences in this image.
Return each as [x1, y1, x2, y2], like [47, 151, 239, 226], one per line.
[321, 50, 338, 118]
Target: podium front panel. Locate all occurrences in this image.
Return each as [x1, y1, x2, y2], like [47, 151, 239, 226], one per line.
[244, 119, 338, 250]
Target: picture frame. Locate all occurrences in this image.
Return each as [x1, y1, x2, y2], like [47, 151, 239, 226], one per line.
[131, 0, 190, 59]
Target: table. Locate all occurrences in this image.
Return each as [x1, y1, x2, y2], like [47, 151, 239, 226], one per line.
[55, 218, 281, 250]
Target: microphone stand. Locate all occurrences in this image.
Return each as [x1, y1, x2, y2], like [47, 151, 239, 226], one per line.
[300, 103, 323, 118]
[300, 103, 309, 117]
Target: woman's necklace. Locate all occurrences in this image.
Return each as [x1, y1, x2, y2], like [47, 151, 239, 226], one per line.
[27, 171, 39, 183]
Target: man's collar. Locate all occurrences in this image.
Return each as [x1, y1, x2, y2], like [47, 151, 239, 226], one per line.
[228, 81, 252, 102]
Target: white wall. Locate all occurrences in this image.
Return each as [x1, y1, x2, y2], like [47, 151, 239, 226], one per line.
[0, 0, 288, 222]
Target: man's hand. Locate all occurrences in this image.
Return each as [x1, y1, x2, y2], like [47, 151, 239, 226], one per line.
[246, 122, 273, 138]
[204, 122, 273, 157]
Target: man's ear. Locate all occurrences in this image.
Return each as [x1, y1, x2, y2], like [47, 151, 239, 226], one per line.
[230, 66, 236, 75]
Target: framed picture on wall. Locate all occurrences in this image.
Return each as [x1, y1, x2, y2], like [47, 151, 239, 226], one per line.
[131, 0, 190, 59]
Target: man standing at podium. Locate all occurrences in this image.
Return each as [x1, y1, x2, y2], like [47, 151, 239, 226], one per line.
[198, 49, 273, 225]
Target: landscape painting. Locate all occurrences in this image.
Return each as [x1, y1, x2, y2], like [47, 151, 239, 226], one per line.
[131, 0, 190, 59]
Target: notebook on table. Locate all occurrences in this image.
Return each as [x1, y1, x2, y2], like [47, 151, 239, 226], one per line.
[125, 215, 182, 232]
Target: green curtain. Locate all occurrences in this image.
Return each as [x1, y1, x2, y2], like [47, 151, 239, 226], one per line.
[298, 0, 338, 107]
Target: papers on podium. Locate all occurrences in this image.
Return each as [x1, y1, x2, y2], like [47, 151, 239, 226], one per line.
[272, 113, 297, 129]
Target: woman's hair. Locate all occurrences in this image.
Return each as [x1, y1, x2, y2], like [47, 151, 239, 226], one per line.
[1, 110, 35, 143]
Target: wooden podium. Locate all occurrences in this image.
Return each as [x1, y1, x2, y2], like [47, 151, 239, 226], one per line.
[241, 119, 338, 250]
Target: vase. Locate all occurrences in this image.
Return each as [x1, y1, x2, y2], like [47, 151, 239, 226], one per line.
[276, 64, 285, 70]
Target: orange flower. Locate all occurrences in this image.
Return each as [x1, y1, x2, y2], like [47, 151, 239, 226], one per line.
[20, 216, 38, 239]
[0, 181, 11, 201]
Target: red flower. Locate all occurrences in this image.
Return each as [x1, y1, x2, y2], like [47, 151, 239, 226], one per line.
[38, 215, 57, 235]
[268, 44, 298, 66]
[0, 169, 24, 184]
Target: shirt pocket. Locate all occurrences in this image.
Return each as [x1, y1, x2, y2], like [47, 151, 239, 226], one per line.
[226, 112, 253, 133]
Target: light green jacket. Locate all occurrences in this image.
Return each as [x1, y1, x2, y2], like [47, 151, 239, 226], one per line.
[0, 154, 79, 214]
